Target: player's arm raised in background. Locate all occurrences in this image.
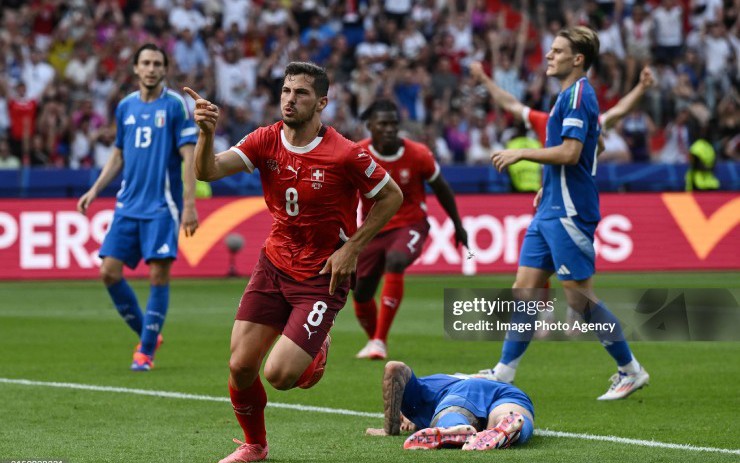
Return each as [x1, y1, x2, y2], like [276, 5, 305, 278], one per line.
[321, 175, 402, 295]
[470, 61, 526, 122]
[184, 87, 248, 181]
[77, 147, 123, 214]
[428, 175, 468, 248]
[366, 361, 413, 436]
[601, 67, 656, 130]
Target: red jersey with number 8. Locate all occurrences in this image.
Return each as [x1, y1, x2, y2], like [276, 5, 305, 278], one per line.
[232, 122, 390, 281]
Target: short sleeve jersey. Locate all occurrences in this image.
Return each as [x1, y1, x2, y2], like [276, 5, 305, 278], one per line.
[232, 122, 390, 281]
[114, 88, 198, 219]
[401, 373, 463, 429]
[358, 138, 440, 232]
[538, 77, 601, 222]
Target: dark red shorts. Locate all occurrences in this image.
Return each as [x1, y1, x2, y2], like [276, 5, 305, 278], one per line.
[356, 220, 430, 279]
[237, 250, 349, 357]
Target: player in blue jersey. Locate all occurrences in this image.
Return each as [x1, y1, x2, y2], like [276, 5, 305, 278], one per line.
[365, 361, 534, 451]
[485, 27, 649, 400]
[77, 43, 199, 372]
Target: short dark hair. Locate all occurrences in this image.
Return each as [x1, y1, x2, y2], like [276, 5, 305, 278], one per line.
[558, 26, 600, 71]
[284, 62, 329, 97]
[133, 43, 169, 68]
[360, 99, 400, 121]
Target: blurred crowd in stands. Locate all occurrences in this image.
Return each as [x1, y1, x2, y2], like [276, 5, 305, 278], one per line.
[0, 0, 738, 171]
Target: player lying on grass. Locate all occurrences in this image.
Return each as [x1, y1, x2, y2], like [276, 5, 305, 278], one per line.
[366, 361, 534, 450]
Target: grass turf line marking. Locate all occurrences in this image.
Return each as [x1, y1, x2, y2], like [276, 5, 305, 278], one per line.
[2, 377, 739, 456]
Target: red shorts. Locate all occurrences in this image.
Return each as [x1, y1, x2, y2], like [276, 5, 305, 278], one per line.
[356, 220, 430, 279]
[237, 250, 349, 357]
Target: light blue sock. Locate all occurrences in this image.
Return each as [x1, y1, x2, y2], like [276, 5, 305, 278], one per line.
[106, 279, 143, 335]
[585, 301, 633, 367]
[139, 284, 169, 356]
[500, 309, 536, 366]
[436, 412, 471, 428]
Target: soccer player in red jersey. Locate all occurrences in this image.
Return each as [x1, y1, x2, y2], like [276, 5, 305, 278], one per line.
[353, 99, 468, 360]
[184, 62, 402, 463]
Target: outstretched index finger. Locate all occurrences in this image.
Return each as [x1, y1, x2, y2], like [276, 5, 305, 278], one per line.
[183, 87, 203, 101]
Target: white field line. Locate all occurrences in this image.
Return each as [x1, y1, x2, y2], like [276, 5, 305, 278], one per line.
[1, 377, 739, 456]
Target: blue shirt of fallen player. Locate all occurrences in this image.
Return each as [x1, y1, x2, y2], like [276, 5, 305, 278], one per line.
[114, 87, 198, 220]
[538, 77, 601, 222]
[400, 372, 534, 430]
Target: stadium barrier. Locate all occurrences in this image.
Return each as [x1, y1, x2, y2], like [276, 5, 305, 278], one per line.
[0, 193, 737, 280]
[0, 163, 738, 198]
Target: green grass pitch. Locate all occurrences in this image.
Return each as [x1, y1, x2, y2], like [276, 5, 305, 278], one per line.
[0, 272, 738, 463]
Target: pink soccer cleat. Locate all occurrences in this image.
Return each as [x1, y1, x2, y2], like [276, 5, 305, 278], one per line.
[296, 335, 331, 389]
[403, 425, 477, 450]
[218, 439, 268, 463]
[462, 411, 524, 450]
[130, 352, 153, 372]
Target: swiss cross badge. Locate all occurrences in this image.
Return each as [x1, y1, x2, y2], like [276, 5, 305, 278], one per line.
[311, 168, 325, 183]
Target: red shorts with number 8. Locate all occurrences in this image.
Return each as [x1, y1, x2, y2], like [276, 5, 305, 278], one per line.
[236, 249, 349, 357]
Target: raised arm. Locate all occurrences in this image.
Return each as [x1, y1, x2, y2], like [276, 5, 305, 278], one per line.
[601, 67, 656, 130]
[183, 87, 249, 181]
[470, 61, 526, 121]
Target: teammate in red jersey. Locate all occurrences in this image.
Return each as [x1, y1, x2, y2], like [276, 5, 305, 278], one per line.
[184, 62, 402, 463]
[353, 99, 468, 360]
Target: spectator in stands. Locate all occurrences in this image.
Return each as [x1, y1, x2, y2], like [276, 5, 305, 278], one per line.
[717, 91, 740, 160]
[702, 21, 734, 112]
[622, 3, 654, 89]
[618, 106, 656, 163]
[21, 48, 55, 101]
[222, 0, 251, 34]
[6, 82, 37, 165]
[92, 125, 115, 169]
[0, 0, 735, 172]
[652, 0, 685, 65]
[600, 129, 633, 164]
[0, 137, 20, 170]
[64, 45, 99, 89]
[169, 0, 208, 34]
[356, 28, 391, 73]
[173, 28, 210, 77]
[659, 107, 692, 164]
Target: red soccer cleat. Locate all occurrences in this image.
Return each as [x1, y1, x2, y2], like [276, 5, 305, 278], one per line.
[296, 335, 331, 389]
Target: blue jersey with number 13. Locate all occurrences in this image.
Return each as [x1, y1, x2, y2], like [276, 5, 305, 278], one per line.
[114, 87, 197, 219]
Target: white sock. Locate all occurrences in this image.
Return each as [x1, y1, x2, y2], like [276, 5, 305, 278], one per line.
[619, 358, 641, 375]
[493, 362, 517, 383]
